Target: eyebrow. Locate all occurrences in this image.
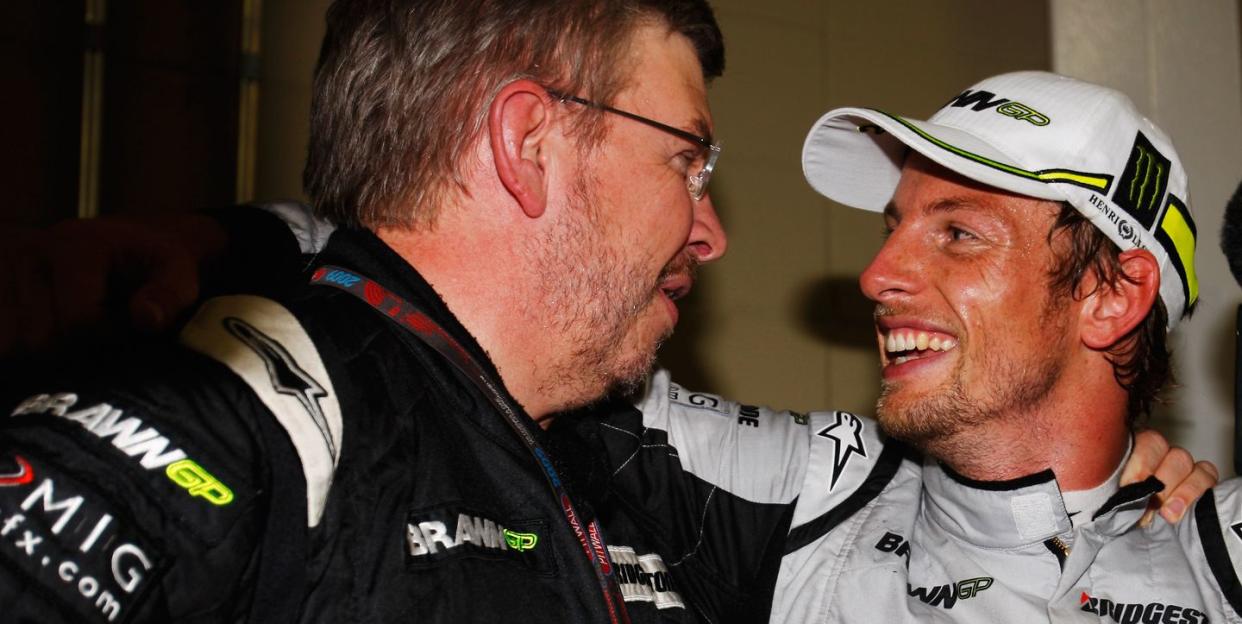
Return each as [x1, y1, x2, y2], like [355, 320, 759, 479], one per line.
[690, 117, 715, 146]
[884, 196, 988, 220]
[927, 196, 990, 215]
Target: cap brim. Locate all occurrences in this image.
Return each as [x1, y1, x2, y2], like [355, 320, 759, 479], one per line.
[801, 107, 1065, 211]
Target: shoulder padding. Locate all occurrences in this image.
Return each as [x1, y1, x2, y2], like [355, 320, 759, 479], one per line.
[252, 200, 335, 254]
[634, 369, 814, 505]
[180, 295, 342, 527]
[1192, 477, 1242, 615]
[786, 411, 906, 533]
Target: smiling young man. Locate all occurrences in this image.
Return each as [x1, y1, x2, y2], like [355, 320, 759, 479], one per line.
[864, 153, 1135, 490]
[754, 71, 1241, 622]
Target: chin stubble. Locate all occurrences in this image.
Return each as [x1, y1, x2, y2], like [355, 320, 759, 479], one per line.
[527, 172, 677, 410]
[875, 291, 1071, 459]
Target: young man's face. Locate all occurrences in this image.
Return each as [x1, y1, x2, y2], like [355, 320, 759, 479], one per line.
[533, 23, 728, 402]
[859, 153, 1081, 450]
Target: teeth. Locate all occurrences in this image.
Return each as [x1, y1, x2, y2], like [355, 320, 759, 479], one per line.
[882, 329, 957, 354]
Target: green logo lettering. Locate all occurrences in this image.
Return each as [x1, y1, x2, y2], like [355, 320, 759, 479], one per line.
[503, 529, 538, 552]
[995, 101, 1050, 126]
[166, 459, 234, 506]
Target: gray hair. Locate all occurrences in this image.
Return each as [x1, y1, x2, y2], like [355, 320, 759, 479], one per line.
[303, 0, 725, 229]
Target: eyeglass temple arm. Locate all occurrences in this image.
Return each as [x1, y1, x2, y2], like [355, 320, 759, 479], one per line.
[546, 89, 714, 150]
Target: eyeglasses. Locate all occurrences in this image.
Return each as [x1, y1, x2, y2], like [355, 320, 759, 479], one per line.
[547, 89, 721, 201]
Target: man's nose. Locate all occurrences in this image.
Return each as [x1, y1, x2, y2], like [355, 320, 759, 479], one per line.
[860, 229, 920, 303]
[686, 193, 727, 263]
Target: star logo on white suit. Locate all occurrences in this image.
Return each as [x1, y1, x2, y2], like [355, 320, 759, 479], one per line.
[816, 412, 867, 491]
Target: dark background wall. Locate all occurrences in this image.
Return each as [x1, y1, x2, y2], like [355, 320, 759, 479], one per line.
[0, 1, 246, 226]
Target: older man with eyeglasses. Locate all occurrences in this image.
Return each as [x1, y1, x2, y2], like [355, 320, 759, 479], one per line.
[0, 2, 731, 622]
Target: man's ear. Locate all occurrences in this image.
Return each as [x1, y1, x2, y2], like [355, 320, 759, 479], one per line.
[488, 80, 554, 219]
[1079, 249, 1161, 350]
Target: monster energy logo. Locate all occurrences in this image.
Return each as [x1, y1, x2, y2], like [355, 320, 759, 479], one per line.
[1112, 131, 1171, 229]
[1126, 146, 1165, 209]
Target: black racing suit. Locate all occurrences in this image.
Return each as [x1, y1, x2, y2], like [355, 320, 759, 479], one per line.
[0, 223, 793, 623]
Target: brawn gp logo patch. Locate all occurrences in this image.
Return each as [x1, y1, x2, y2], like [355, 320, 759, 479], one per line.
[404, 506, 552, 574]
[12, 394, 234, 506]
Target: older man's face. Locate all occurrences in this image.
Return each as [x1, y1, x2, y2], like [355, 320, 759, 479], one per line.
[530, 23, 728, 403]
[859, 153, 1081, 449]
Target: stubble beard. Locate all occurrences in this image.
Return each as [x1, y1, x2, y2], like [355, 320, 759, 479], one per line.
[526, 168, 686, 410]
[874, 293, 1071, 463]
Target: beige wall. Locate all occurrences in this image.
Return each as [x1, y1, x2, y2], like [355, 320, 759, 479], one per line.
[1051, 0, 1242, 474]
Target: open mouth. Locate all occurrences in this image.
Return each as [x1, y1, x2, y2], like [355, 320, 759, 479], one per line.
[662, 286, 688, 302]
[882, 328, 957, 365]
[653, 272, 693, 326]
[659, 274, 692, 303]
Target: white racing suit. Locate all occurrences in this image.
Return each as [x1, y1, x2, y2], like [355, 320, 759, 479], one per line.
[631, 370, 1242, 624]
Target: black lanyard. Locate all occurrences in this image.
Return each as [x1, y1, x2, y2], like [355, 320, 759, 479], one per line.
[311, 265, 630, 624]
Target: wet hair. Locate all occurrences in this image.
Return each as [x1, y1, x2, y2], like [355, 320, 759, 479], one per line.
[303, 0, 724, 229]
[1046, 202, 1181, 425]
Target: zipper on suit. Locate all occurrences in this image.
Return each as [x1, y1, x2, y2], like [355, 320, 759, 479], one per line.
[1043, 536, 1070, 570]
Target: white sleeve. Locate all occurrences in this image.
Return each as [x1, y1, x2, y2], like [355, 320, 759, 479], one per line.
[254, 200, 336, 255]
[633, 368, 816, 505]
[635, 369, 890, 510]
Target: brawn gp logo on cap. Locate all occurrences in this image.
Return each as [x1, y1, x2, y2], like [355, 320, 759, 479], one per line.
[944, 89, 1051, 126]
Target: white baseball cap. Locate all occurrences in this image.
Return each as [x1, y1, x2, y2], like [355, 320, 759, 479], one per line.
[802, 71, 1198, 327]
